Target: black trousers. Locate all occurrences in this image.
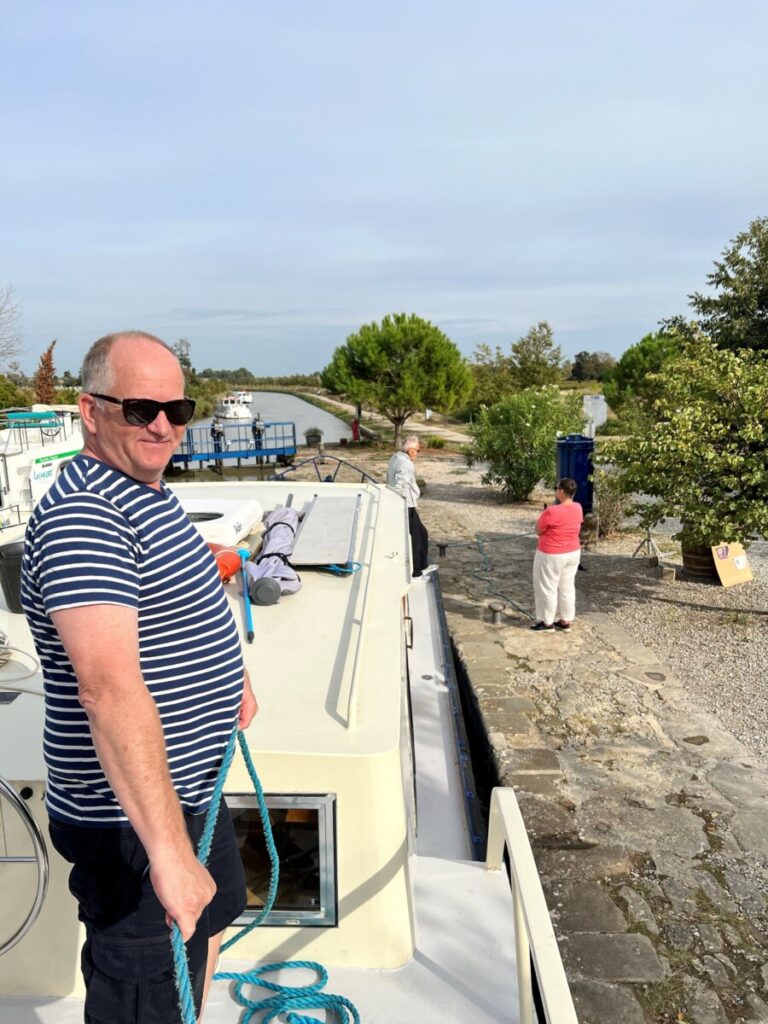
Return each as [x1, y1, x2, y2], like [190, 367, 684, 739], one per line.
[49, 801, 246, 1024]
[408, 507, 429, 576]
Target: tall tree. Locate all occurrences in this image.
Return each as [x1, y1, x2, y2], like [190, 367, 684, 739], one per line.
[172, 338, 193, 376]
[469, 342, 516, 409]
[0, 283, 24, 369]
[33, 340, 57, 404]
[6, 360, 28, 386]
[509, 321, 564, 388]
[689, 216, 768, 351]
[602, 330, 684, 412]
[322, 313, 473, 448]
[570, 350, 616, 381]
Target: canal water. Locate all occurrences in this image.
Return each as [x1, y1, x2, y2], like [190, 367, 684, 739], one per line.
[199, 391, 352, 444]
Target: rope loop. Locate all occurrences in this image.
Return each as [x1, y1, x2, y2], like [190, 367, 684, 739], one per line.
[216, 961, 360, 1024]
[172, 727, 360, 1023]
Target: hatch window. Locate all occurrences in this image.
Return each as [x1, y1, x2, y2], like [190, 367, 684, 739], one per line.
[228, 793, 337, 927]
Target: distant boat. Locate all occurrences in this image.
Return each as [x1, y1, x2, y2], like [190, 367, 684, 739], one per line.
[215, 394, 251, 420]
[233, 390, 253, 405]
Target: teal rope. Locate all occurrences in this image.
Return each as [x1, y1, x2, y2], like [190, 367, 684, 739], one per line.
[219, 732, 278, 947]
[470, 532, 536, 620]
[172, 726, 240, 1024]
[215, 961, 361, 1023]
[172, 727, 360, 1024]
[324, 561, 362, 576]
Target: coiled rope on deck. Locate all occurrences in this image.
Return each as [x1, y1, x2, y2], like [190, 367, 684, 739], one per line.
[215, 961, 360, 1024]
[172, 727, 360, 1024]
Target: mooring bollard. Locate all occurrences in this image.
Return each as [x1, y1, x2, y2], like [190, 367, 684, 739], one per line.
[438, 542, 447, 558]
[489, 601, 505, 625]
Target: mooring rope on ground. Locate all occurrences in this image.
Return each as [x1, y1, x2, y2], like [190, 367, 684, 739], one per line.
[438, 532, 538, 620]
[172, 727, 360, 1024]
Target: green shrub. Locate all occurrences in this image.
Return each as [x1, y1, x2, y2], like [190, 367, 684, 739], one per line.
[465, 386, 586, 501]
[0, 375, 29, 409]
[54, 387, 80, 405]
[424, 434, 446, 449]
[602, 338, 768, 545]
[592, 466, 632, 537]
[595, 417, 625, 437]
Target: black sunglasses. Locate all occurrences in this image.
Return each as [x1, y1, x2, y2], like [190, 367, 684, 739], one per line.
[89, 393, 196, 426]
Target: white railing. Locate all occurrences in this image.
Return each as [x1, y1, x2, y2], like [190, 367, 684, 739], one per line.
[0, 776, 50, 956]
[0, 502, 31, 531]
[486, 787, 579, 1024]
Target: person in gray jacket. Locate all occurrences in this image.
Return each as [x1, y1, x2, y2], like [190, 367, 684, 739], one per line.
[387, 434, 433, 577]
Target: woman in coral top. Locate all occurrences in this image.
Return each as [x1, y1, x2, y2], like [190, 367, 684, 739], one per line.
[531, 477, 583, 633]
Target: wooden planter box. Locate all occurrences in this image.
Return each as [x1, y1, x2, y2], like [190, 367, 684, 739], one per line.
[681, 542, 717, 582]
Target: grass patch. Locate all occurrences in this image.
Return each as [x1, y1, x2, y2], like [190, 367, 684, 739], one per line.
[717, 610, 756, 628]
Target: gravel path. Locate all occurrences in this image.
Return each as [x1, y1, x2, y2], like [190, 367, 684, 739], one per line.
[582, 540, 768, 767]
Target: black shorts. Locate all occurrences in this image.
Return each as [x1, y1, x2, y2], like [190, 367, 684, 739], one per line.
[49, 800, 246, 1024]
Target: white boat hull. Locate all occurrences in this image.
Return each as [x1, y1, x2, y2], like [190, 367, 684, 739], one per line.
[0, 477, 576, 1023]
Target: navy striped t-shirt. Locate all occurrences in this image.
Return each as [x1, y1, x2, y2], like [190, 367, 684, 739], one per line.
[21, 454, 245, 826]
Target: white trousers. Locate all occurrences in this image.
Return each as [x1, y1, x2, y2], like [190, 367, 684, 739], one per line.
[532, 549, 580, 624]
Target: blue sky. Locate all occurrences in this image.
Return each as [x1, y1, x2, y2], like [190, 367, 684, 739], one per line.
[2, 1, 767, 376]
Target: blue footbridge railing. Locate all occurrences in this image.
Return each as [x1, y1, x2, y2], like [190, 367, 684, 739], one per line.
[171, 421, 297, 468]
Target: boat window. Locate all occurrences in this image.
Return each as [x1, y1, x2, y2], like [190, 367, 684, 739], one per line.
[228, 793, 336, 927]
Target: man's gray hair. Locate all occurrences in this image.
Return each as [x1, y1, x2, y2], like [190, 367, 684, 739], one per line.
[80, 331, 175, 394]
[402, 434, 420, 452]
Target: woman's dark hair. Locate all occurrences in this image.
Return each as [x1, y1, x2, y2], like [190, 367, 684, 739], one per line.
[557, 478, 578, 498]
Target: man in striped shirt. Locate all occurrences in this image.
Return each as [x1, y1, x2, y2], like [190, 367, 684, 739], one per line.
[22, 331, 257, 1022]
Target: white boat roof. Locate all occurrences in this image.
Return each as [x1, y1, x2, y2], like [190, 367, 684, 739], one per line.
[176, 480, 411, 759]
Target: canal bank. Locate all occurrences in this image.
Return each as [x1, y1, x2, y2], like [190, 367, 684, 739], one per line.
[319, 444, 768, 1023]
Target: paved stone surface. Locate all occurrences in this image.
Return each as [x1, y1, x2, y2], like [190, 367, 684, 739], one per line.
[570, 979, 646, 1023]
[560, 933, 665, 983]
[731, 810, 768, 859]
[682, 978, 729, 1024]
[620, 886, 659, 936]
[552, 882, 628, 933]
[746, 992, 768, 1022]
[578, 795, 709, 857]
[438, 539, 768, 1022]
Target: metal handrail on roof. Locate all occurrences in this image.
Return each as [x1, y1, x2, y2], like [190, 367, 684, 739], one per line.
[270, 453, 378, 484]
[0, 408, 80, 456]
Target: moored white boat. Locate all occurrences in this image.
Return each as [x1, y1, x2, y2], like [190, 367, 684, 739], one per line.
[0, 473, 577, 1023]
[216, 395, 251, 420]
[0, 406, 83, 532]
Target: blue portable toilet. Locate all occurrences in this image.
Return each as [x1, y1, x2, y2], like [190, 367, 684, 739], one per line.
[555, 434, 594, 514]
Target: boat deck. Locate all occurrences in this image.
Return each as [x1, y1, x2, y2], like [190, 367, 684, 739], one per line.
[0, 570, 519, 1022]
